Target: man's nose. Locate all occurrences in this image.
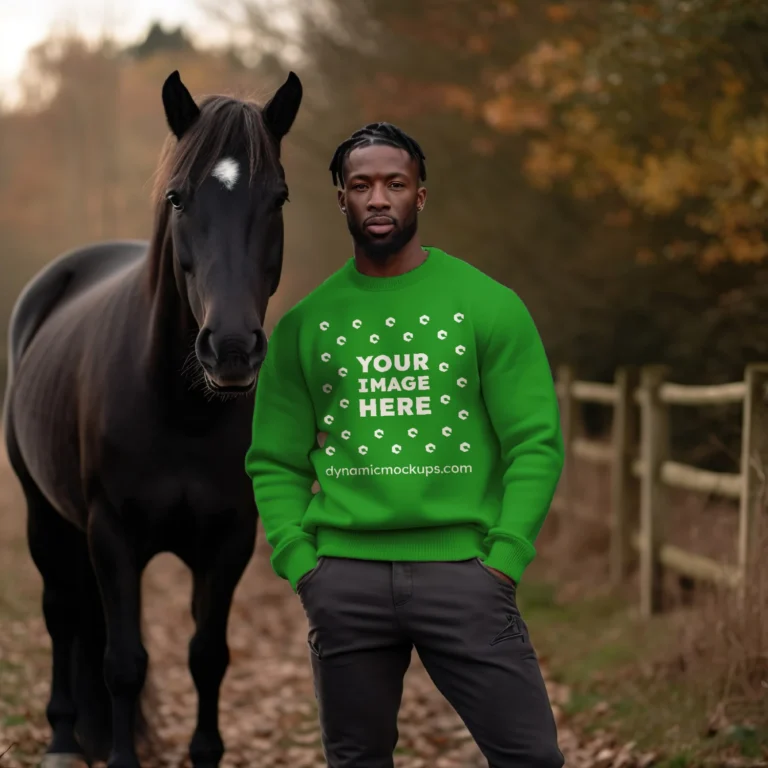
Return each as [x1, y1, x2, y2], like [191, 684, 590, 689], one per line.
[368, 184, 391, 209]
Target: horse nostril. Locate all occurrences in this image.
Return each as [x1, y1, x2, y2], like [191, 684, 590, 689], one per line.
[206, 330, 223, 363]
[196, 328, 216, 367]
[250, 329, 267, 362]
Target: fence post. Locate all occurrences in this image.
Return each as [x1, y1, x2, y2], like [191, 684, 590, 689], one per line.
[610, 366, 639, 585]
[639, 365, 669, 617]
[557, 365, 578, 518]
[738, 364, 768, 603]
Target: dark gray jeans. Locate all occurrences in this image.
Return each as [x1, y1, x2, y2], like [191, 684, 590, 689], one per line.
[296, 556, 564, 768]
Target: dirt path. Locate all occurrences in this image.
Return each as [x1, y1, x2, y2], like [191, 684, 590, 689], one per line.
[0, 449, 649, 768]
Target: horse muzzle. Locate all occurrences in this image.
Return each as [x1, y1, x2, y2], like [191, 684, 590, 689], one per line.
[195, 329, 267, 394]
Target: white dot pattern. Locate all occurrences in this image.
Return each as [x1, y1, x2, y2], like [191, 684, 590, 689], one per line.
[315, 311, 473, 458]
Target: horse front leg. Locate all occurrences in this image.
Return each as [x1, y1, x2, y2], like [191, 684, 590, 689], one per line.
[188, 516, 256, 768]
[24, 481, 91, 768]
[88, 504, 148, 768]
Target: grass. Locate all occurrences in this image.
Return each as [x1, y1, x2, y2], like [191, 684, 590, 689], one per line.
[517, 579, 768, 766]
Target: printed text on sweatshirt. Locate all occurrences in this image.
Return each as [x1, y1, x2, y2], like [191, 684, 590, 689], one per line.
[245, 248, 564, 590]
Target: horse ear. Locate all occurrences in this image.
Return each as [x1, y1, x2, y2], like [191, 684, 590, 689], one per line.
[263, 71, 303, 143]
[162, 70, 200, 139]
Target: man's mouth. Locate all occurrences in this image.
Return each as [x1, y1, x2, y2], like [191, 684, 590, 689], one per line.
[365, 216, 395, 237]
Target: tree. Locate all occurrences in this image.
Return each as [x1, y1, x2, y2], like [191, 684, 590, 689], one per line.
[323, 0, 768, 269]
[125, 22, 195, 60]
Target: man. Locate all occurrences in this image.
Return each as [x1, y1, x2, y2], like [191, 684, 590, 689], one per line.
[245, 122, 565, 767]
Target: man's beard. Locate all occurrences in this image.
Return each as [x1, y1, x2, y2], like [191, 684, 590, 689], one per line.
[347, 208, 418, 262]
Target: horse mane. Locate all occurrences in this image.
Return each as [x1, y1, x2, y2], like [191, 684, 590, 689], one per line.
[146, 93, 282, 293]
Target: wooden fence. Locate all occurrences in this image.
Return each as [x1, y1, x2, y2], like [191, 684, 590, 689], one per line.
[553, 363, 768, 616]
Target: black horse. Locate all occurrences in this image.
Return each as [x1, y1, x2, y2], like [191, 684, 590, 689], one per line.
[2, 69, 302, 768]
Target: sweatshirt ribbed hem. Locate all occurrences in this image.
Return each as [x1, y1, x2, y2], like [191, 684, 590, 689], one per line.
[315, 524, 486, 561]
[483, 536, 537, 584]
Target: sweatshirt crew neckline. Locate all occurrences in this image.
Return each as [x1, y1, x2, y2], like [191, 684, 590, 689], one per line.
[343, 246, 443, 292]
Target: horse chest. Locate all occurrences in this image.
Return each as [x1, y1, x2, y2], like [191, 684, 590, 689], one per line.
[96, 417, 253, 517]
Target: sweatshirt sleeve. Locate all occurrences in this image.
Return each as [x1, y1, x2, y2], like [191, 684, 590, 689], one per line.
[244, 313, 319, 591]
[479, 290, 565, 584]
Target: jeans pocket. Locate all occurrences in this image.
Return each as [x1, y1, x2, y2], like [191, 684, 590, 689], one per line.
[474, 558, 517, 593]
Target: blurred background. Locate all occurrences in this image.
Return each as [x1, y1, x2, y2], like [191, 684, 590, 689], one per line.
[1, 1, 767, 767]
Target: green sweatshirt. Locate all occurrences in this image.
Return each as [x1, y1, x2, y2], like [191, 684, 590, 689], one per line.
[245, 247, 564, 591]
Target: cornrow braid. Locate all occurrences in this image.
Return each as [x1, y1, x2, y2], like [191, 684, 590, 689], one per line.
[329, 122, 427, 187]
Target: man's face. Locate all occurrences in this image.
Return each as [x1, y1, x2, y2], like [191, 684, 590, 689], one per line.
[338, 144, 427, 261]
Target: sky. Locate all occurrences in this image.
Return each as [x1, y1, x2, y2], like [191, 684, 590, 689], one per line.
[0, 0, 260, 106]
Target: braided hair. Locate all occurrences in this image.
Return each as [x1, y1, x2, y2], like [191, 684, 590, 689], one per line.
[329, 122, 427, 188]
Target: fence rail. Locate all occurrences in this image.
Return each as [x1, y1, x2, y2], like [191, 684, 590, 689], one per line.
[554, 363, 768, 616]
[656, 381, 748, 406]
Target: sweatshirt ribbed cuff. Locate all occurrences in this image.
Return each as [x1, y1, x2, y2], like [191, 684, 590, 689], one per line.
[483, 537, 537, 584]
[275, 538, 318, 592]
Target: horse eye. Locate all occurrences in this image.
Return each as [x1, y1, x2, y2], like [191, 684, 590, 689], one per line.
[276, 193, 290, 210]
[166, 190, 184, 210]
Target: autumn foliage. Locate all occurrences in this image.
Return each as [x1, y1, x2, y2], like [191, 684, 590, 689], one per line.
[353, 0, 768, 269]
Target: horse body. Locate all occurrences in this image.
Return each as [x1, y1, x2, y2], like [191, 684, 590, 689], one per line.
[7, 241, 147, 527]
[8, 240, 254, 539]
[3, 71, 303, 768]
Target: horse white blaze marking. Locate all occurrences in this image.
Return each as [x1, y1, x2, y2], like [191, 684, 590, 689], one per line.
[212, 157, 240, 191]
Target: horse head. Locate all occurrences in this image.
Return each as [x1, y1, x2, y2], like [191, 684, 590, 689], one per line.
[158, 70, 302, 395]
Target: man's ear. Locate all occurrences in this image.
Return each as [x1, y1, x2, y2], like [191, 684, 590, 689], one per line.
[417, 186, 428, 212]
[338, 189, 347, 214]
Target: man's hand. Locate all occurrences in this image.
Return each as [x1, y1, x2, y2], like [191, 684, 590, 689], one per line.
[486, 566, 516, 587]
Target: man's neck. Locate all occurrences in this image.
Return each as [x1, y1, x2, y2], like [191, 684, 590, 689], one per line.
[354, 239, 428, 278]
